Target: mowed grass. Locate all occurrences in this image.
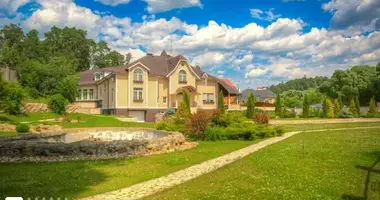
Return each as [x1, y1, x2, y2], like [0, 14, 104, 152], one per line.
[0, 132, 18, 137]
[0, 140, 263, 199]
[280, 122, 380, 132]
[0, 112, 155, 129]
[147, 128, 380, 200]
[0, 112, 58, 124]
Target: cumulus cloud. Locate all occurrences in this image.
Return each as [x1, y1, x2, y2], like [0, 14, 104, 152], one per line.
[250, 8, 281, 22]
[3, 0, 380, 89]
[245, 68, 269, 77]
[95, 0, 131, 6]
[323, 0, 380, 35]
[143, 0, 202, 14]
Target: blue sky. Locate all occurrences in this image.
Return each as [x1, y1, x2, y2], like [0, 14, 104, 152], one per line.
[1, 0, 380, 90]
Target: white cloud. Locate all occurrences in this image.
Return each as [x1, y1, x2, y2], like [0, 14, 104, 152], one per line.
[322, 0, 380, 35]
[0, 0, 31, 14]
[245, 68, 269, 77]
[143, 0, 202, 14]
[95, 0, 131, 6]
[250, 8, 281, 22]
[3, 0, 380, 90]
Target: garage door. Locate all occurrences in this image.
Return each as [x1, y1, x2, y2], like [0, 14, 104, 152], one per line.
[129, 111, 145, 122]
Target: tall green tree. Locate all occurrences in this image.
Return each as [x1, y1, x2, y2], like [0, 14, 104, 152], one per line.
[349, 97, 358, 116]
[333, 98, 341, 116]
[322, 98, 334, 118]
[246, 92, 256, 118]
[183, 91, 191, 114]
[0, 24, 25, 70]
[218, 90, 225, 114]
[368, 96, 377, 116]
[2, 82, 26, 115]
[302, 94, 310, 118]
[354, 95, 361, 116]
[59, 75, 79, 103]
[44, 26, 90, 71]
[275, 94, 282, 116]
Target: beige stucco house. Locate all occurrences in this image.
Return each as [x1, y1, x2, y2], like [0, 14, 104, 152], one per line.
[77, 50, 240, 122]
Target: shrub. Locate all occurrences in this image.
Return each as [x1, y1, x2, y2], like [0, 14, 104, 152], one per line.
[274, 126, 285, 136]
[16, 123, 29, 133]
[166, 108, 175, 116]
[156, 121, 185, 132]
[173, 101, 191, 124]
[354, 96, 361, 116]
[2, 83, 26, 115]
[254, 113, 269, 124]
[188, 109, 211, 139]
[281, 108, 297, 118]
[211, 109, 223, 126]
[216, 111, 247, 127]
[339, 110, 354, 118]
[204, 127, 225, 141]
[48, 94, 69, 115]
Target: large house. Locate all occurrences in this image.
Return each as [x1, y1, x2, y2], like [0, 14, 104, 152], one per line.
[77, 50, 240, 122]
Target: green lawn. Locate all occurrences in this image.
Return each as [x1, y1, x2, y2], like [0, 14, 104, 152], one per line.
[0, 140, 263, 199]
[0, 112, 58, 124]
[0, 132, 18, 137]
[280, 122, 380, 132]
[147, 128, 380, 200]
[0, 112, 155, 129]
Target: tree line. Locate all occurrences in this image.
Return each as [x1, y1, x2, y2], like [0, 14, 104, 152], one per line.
[0, 23, 133, 99]
[270, 64, 380, 107]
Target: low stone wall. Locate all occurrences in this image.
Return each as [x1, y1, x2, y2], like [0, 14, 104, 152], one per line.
[0, 131, 197, 163]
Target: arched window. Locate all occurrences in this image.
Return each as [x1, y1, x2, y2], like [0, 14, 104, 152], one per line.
[134, 68, 143, 82]
[179, 70, 187, 83]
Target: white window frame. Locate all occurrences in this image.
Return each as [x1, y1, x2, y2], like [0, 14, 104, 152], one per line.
[134, 68, 144, 82]
[179, 70, 187, 83]
[133, 88, 143, 101]
[83, 89, 88, 100]
[203, 93, 214, 104]
[89, 89, 94, 100]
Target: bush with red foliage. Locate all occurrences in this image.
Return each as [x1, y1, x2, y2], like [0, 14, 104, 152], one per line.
[188, 109, 212, 139]
[254, 113, 269, 124]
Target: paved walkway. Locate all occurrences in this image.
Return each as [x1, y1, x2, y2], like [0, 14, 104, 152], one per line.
[81, 126, 380, 200]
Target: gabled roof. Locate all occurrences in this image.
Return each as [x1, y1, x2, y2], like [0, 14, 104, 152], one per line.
[78, 50, 239, 94]
[241, 88, 276, 102]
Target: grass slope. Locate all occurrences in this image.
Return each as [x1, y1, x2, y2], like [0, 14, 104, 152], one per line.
[147, 128, 380, 200]
[0, 140, 263, 199]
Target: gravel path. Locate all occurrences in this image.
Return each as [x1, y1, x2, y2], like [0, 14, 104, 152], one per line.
[81, 126, 380, 200]
[270, 118, 380, 125]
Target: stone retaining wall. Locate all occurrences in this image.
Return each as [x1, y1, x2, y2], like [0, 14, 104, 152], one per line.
[0, 131, 197, 163]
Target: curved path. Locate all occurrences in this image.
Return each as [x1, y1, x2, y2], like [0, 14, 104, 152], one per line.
[270, 118, 380, 125]
[81, 126, 380, 200]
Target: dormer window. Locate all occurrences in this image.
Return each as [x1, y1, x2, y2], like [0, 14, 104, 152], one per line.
[134, 68, 144, 83]
[94, 72, 102, 81]
[179, 70, 187, 83]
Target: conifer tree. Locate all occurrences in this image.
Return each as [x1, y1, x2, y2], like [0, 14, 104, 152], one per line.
[333, 98, 341, 116]
[349, 97, 358, 116]
[302, 94, 310, 118]
[218, 90, 225, 114]
[368, 96, 377, 116]
[246, 92, 256, 118]
[275, 94, 282, 117]
[183, 91, 191, 114]
[354, 95, 360, 116]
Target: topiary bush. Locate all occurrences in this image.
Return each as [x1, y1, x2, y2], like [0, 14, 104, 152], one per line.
[16, 123, 30, 133]
[48, 94, 69, 115]
[254, 113, 269, 124]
